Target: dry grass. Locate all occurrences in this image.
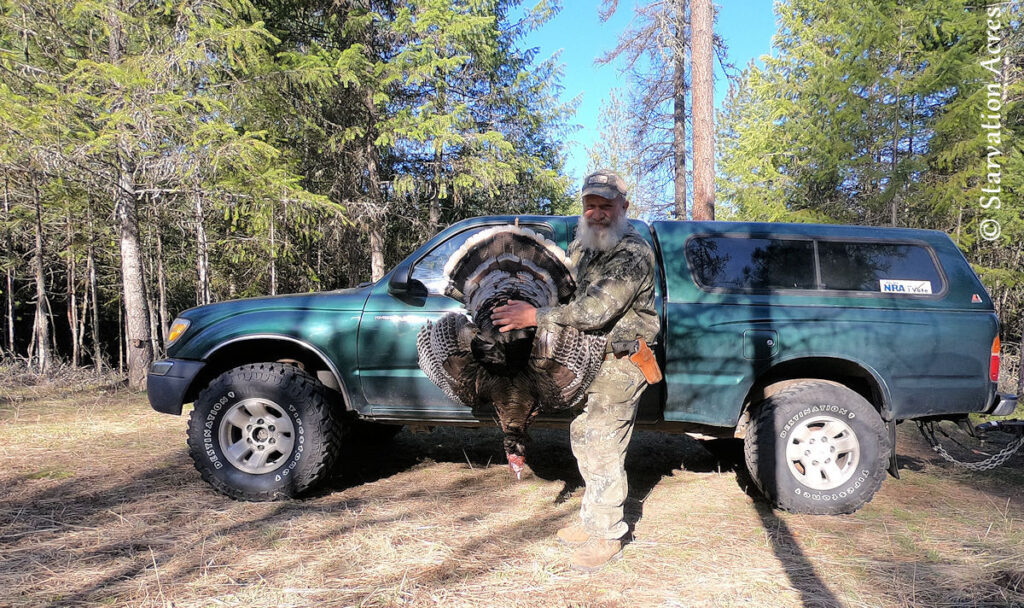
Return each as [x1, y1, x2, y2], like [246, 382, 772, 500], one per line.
[1, 384, 1023, 608]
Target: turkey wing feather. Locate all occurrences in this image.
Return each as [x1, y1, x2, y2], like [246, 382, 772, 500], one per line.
[416, 313, 480, 407]
[529, 325, 607, 409]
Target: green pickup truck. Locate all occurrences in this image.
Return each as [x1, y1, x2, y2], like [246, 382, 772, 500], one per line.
[147, 216, 1017, 514]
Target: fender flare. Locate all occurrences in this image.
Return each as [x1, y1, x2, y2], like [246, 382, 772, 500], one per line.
[201, 334, 352, 409]
[741, 354, 893, 422]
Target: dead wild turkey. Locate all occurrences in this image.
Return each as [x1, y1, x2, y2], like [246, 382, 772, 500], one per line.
[416, 225, 606, 478]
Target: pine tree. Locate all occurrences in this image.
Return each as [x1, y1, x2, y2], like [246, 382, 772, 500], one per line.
[0, 0, 577, 376]
[586, 91, 663, 218]
[1, 0, 336, 385]
[690, 0, 714, 220]
[598, 0, 690, 219]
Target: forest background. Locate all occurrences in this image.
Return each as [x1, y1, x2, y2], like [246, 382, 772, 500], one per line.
[0, 0, 1022, 390]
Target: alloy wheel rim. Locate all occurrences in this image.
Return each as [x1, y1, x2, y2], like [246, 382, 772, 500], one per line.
[217, 398, 295, 474]
[785, 414, 860, 491]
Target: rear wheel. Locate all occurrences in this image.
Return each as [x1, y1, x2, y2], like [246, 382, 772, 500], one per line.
[744, 380, 889, 515]
[187, 363, 342, 501]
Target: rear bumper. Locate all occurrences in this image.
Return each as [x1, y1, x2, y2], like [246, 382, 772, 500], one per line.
[146, 359, 206, 415]
[988, 393, 1019, 417]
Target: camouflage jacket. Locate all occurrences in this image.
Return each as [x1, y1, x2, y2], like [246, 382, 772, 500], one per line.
[536, 224, 660, 347]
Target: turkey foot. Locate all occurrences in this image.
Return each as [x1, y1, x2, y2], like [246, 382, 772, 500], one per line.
[506, 452, 530, 480]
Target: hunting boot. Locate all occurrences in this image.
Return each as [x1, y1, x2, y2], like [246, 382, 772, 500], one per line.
[570, 538, 623, 571]
[556, 524, 590, 545]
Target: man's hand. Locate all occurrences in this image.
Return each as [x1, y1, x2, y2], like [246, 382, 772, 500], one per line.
[491, 299, 537, 333]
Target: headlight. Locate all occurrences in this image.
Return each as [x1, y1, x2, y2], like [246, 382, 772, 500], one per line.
[167, 318, 191, 345]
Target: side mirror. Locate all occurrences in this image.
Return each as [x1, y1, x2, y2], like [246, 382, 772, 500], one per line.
[387, 260, 427, 297]
[387, 259, 413, 295]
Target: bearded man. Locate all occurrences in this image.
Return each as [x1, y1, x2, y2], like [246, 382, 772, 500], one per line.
[491, 169, 660, 571]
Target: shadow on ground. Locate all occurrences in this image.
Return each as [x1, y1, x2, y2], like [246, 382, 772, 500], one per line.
[328, 424, 730, 533]
[4, 416, 1024, 607]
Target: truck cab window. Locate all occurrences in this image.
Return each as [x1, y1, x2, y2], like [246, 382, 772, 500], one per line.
[818, 241, 943, 293]
[686, 236, 816, 291]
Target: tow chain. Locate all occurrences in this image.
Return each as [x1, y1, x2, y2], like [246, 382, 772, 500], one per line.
[918, 420, 1024, 471]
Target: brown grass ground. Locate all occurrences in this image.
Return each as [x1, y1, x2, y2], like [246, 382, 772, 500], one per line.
[1, 382, 1023, 608]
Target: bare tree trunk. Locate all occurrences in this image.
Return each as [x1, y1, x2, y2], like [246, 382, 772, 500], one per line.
[690, 0, 714, 221]
[144, 214, 161, 357]
[369, 227, 385, 282]
[66, 208, 80, 366]
[77, 262, 89, 365]
[155, 222, 168, 342]
[30, 175, 50, 373]
[109, 1, 152, 388]
[363, 89, 387, 282]
[3, 265, 11, 357]
[118, 298, 124, 374]
[429, 148, 442, 233]
[3, 173, 13, 356]
[115, 152, 153, 389]
[87, 203, 102, 372]
[673, 10, 688, 221]
[148, 299, 161, 358]
[891, 40, 902, 228]
[147, 253, 160, 358]
[194, 193, 210, 305]
[269, 208, 277, 296]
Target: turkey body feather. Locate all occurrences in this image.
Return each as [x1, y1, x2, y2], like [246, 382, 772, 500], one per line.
[416, 226, 607, 477]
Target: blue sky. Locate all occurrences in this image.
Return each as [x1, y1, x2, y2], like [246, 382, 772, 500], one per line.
[521, 0, 778, 182]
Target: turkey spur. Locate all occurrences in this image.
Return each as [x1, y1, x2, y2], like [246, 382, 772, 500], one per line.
[416, 225, 606, 478]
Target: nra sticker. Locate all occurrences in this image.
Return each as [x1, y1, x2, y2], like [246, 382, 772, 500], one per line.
[879, 279, 932, 295]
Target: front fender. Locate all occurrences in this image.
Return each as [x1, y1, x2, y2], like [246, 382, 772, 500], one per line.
[173, 308, 364, 410]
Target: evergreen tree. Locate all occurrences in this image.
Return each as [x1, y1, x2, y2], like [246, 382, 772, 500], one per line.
[0, 0, 336, 385]
[0, 0, 577, 378]
[586, 91, 664, 219]
[247, 0, 575, 283]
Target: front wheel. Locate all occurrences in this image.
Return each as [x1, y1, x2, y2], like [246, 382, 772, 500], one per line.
[187, 363, 343, 501]
[744, 380, 889, 515]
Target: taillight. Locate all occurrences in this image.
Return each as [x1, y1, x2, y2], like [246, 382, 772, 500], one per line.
[990, 336, 1001, 382]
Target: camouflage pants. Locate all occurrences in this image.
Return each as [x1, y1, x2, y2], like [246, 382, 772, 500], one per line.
[570, 356, 647, 540]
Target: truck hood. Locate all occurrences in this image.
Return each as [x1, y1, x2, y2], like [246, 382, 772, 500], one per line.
[169, 286, 373, 355]
[177, 286, 372, 323]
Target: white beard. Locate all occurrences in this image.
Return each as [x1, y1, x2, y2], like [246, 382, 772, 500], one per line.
[576, 213, 629, 252]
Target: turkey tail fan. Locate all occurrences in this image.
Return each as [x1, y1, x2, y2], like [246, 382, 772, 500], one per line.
[416, 312, 480, 407]
[442, 225, 576, 375]
[416, 223, 608, 478]
[443, 226, 576, 320]
[529, 325, 607, 410]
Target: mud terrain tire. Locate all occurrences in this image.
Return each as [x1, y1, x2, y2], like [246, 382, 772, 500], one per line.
[187, 363, 342, 501]
[744, 380, 889, 515]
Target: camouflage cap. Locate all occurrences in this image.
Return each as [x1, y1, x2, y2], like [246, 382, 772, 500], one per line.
[582, 169, 627, 201]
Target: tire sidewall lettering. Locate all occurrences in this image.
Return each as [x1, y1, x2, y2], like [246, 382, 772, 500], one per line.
[188, 365, 339, 500]
[752, 383, 888, 515]
[201, 392, 236, 470]
[204, 391, 304, 475]
[779, 403, 852, 439]
[793, 469, 872, 502]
